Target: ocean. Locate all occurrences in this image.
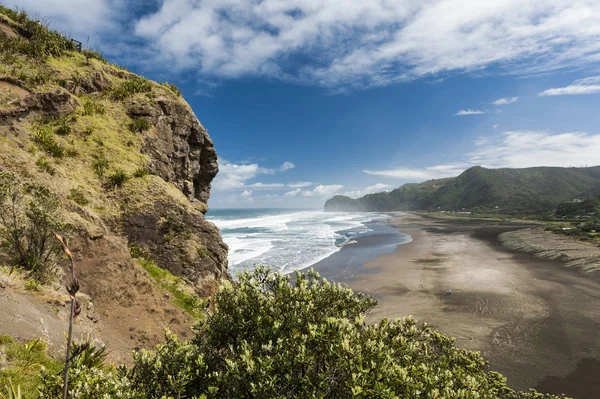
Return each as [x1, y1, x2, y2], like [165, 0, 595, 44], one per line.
[206, 208, 396, 276]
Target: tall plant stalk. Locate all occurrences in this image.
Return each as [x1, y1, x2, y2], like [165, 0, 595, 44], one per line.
[53, 232, 80, 399]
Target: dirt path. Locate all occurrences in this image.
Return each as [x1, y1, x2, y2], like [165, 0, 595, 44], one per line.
[345, 213, 600, 399]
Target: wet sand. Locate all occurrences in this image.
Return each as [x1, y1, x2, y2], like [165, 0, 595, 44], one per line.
[314, 213, 600, 399]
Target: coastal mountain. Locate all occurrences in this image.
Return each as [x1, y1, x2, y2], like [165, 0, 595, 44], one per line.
[0, 7, 227, 358]
[325, 165, 600, 213]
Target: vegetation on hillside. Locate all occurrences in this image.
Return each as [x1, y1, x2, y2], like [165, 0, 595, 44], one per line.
[325, 166, 600, 214]
[17, 268, 566, 398]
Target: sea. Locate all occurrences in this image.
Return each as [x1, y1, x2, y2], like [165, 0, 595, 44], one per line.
[206, 208, 395, 276]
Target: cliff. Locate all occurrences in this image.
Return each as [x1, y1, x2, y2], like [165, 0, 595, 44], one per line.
[0, 7, 227, 360]
[325, 166, 600, 214]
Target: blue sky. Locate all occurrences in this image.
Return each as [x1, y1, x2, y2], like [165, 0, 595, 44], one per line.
[11, 0, 600, 208]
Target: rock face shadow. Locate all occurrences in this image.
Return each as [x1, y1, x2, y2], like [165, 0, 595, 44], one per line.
[535, 358, 600, 399]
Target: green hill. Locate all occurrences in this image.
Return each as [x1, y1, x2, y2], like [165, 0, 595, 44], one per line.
[325, 165, 600, 213]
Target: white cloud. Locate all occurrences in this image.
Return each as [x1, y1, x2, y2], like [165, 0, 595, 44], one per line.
[455, 109, 487, 116]
[280, 161, 295, 171]
[212, 160, 274, 191]
[363, 131, 600, 181]
[493, 124, 499, 129]
[492, 96, 518, 105]
[240, 189, 253, 199]
[287, 182, 313, 188]
[247, 182, 286, 189]
[285, 184, 343, 197]
[343, 184, 394, 198]
[132, 0, 600, 88]
[469, 131, 600, 168]
[364, 163, 468, 180]
[284, 188, 302, 197]
[539, 76, 600, 96]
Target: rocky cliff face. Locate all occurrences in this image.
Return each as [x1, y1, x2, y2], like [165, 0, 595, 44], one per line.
[0, 10, 227, 359]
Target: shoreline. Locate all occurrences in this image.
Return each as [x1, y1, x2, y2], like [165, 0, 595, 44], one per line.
[313, 212, 600, 399]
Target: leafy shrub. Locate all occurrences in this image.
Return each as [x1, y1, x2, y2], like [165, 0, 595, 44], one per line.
[0, 10, 77, 59]
[109, 77, 152, 101]
[92, 156, 109, 178]
[128, 117, 150, 133]
[54, 118, 71, 135]
[35, 156, 55, 176]
[132, 168, 148, 178]
[0, 173, 67, 280]
[82, 49, 106, 63]
[82, 99, 105, 116]
[67, 187, 89, 206]
[31, 126, 65, 158]
[31, 267, 567, 398]
[160, 81, 181, 97]
[108, 169, 128, 188]
[0, 334, 62, 397]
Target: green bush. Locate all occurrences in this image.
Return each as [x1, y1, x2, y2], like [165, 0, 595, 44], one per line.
[132, 168, 148, 178]
[127, 117, 150, 133]
[107, 169, 128, 188]
[82, 99, 105, 116]
[31, 126, 65, 158]
[32, 267, 568, 398]
[35, 156, 55, 176]
[0, 173, 67, 281]
[67, 187, 89, 206]
[0, 9, 77, 60]
[160, 81, 181, 97]
[109, 77, 152, 101]
[82, 49, 106, 63]
[92, 156, 109, 178]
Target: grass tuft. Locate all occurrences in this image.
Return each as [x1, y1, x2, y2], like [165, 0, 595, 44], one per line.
[133, 168, 149, 178]
[109, 77, 152, 101]
[31, 126, 65, 158]
[82, 99, 105, 116]
[127, 117, 150, 133]
[35, 156, 55, 176]
[67, 187, 89, 206]
[107, 169, 128, 188]
[160, 82, 181, 97]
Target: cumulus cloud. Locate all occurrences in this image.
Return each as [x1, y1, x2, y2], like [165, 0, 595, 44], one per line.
[469, 131, 600, 168]
[538, 76, 600, 96]
[285, 185, 343, 198]
[363, 131, 600, 181]
[280, 162, 295, 171]
[212, 160, 274, 191]
[287, 182, 313, 188]
[247, 182, 286, 189]
[342, 184, 394, 198]
[240, 189, 253, 199]
[455, 109, 487, 116]
[492, 96, 518, 105]
[130, 0, 600, 88]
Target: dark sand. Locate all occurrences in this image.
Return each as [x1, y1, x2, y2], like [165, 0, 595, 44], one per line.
[314, 213, 600, 399]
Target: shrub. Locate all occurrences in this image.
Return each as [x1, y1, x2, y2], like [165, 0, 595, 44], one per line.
[54, 118, 71, 135]
[160, 81, 181, 97]
[92, 156, 109, 178]
[128, 117, 150, 133]
[132, 168, 148, 178]
[109, 77, 152, 101]
[67, 187, 89, 206]
[0, 173, 67, 281]
[31, 126, 65, 158]
[108, 169, 128, 188]
[35, 156, 55, 176]
[82, 99, 105, 116]
[31, 267, 567, 399]
[82, 49, 106, 64]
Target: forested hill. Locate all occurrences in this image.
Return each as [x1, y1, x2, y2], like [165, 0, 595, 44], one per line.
[325, 165, 600, 213]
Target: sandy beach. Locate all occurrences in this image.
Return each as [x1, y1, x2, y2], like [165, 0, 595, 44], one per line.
[315, 212, 600, 399]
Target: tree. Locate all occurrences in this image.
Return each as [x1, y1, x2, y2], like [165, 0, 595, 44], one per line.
[0, 171, 66, 281]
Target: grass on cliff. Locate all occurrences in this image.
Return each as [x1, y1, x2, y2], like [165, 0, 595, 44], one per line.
[130, 250, 203, 319]
[0, 335, 62, 399]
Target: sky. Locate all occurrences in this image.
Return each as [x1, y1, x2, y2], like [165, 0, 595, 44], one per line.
[10, 0, 600, 208]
